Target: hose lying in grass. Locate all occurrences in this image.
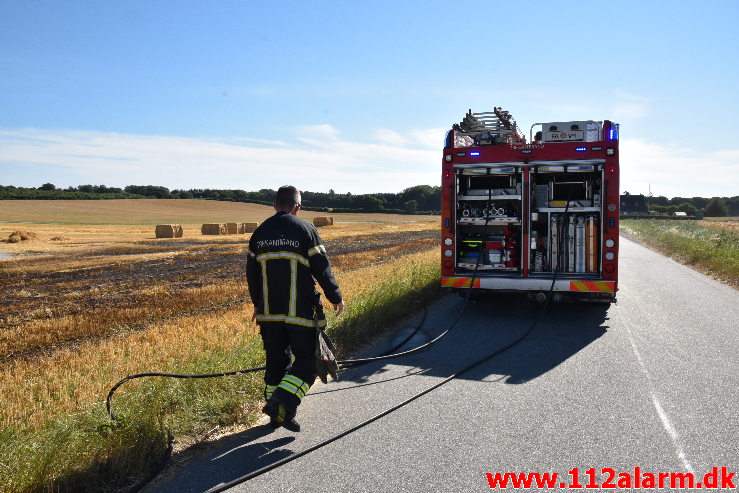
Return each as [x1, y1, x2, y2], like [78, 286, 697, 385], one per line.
[106, 304, 433, 421]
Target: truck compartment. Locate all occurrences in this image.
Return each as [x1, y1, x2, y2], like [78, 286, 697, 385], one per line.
[454, 167, 604, 277]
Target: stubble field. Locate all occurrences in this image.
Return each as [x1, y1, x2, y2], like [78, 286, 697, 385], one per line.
[0, 199, 441, 491]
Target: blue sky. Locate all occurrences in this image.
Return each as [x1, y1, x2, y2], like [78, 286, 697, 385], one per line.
[1, 1, 737, 197]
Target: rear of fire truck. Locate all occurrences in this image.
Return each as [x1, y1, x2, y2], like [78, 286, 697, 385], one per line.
[440, 108, 620, 302]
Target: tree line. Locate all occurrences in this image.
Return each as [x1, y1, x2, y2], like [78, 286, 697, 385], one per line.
[0, 183, 442, 214]
[4, 183, 736, 216]
[622, 192, 739, 217]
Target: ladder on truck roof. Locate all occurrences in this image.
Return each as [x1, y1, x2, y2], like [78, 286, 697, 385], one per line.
[452, 107, 525, 144]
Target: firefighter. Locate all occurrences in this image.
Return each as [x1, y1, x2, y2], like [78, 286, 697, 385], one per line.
[246, 185, 344, 432]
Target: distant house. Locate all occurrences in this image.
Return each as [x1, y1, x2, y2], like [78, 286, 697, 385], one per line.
[620, 194, 649, 215]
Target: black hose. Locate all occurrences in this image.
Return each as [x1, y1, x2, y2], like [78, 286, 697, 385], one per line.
[105, 307, 436, 422]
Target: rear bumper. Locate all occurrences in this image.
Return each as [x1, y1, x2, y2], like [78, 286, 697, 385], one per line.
[441, 276, 616, 294]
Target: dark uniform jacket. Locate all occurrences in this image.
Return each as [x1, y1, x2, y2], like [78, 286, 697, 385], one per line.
[246, 212, 342, 328]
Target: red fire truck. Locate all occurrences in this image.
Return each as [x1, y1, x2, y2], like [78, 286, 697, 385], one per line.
[440, 108, 620, 302]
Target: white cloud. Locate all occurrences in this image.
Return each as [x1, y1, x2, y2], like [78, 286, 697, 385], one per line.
[619, 138, 739, 198]
[0, 126, 440, 194]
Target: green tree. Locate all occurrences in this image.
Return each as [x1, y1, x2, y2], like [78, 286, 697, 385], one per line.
[403, 200, 418, 213]
[354, 195, 384, 212]
[704, 197, 728, 217]
[39, 183, 56, 191]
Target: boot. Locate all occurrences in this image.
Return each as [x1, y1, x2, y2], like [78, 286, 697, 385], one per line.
[262, 400, 301, 433]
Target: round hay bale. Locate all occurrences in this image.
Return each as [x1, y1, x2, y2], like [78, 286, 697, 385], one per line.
[312, 216, 332, 227]
[201, 223, 226, 235]
[155, 224, 182, 238]
[243, 222, 259, 233]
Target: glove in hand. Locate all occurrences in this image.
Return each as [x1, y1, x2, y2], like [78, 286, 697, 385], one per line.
[316, 329, 339, 384]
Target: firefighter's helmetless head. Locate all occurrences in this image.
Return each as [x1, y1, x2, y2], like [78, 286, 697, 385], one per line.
[275, 185, 301, 215]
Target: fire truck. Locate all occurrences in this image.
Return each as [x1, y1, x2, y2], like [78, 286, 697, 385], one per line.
[440, 108, 620, 302]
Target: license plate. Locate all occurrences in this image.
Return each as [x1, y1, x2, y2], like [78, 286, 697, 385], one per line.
[544, 130, 584, 142]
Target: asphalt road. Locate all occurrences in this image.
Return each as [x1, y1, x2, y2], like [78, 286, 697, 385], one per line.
[148, 236, 738, 492]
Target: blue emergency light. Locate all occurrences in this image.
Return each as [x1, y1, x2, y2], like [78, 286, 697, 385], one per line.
[469, 151, 480, 156]
[575, 147, 587, 152]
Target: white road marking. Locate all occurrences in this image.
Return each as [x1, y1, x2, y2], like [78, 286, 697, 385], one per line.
[625, 323, 695, 474]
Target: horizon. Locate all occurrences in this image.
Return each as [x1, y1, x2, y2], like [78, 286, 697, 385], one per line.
[1, 1, 738, 198]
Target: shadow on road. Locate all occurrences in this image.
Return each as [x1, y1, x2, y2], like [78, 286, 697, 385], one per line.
[148, 426, 296, 493]
[337, 293, 610, 385]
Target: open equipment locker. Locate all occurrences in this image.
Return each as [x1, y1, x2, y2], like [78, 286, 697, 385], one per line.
[440, 108, 620, 302]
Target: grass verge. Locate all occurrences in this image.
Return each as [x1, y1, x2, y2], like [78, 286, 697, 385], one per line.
[328, 250, 441, 355]
[0, 249, 441, 492]
[621, 219, 739, 288]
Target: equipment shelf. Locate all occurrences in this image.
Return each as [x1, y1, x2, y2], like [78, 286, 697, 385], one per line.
[457, 195, 521, 201]
[458, 217, 520, 225]
[537, 207, 601, 212]
[458, 263, 518, 271]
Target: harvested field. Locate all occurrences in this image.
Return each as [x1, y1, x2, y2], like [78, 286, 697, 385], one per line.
[700, 218, 739, 233]
[0, 228, 438, 361]
[0, 199, 438, 225]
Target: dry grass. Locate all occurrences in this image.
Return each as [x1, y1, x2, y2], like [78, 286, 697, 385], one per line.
[0, 308, 258, 429]
[700, 218, 739, 233]
[0, 281, 246, 359]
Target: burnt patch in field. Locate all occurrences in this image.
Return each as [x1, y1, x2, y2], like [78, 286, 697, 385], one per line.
[0, 230, 439, 361]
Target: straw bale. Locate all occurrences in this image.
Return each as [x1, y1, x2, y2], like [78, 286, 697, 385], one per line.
[7, 231, 38, 243]
[155, 224, 183, 238]
[201, 223, 226, 235]
[243, 222, 259, 233]
[313, 216, 332, 227]
[226, 222, 238, 235]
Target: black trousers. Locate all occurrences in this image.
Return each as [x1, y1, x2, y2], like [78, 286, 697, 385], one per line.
[259, 321, 318, 411]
